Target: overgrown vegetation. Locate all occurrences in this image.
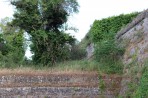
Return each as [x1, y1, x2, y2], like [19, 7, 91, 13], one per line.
[52, 60, 98, 71]
[0, 10, 138, 72]
[133, 65, 148, 98]
[0, 59, 98, 72]
[11, 0, 80, 66]
[89, 13, 139, 42]
[85, 13, 139, 74]
[0, 2, 147, 97]
[95, 40, 124, 74]
[122, 63, 148, 98]
[0, 0, 88, 68]
[0, 17, 25, 68]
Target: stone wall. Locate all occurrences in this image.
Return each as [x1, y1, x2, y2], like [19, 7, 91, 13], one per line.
[0, 87, 99, 98]
[116, 9, 148, 97]
[117, 9, 148, 65]
[116, 9, 148, 40]
[0, 72, 122, 98]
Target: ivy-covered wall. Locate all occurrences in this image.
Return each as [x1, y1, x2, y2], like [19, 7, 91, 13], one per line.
[81, 13, 138, 61]
[89, 13, 138, 43]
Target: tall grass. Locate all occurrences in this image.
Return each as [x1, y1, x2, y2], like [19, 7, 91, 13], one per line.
[0, 59, 99, 72]
[53, 60, 98, 71]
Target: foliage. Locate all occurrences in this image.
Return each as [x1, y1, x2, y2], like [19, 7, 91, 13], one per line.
[98, 76, 106, 92]
[0, 18, 25, 67]
[124, 63, 148, 98]
[95, 39, 124, 74]
[89, 13, 139, 42]
[86, 13, 139, 74]
[30, 30, 75, 65]
[54, 60, 98, 71]
[79, 32, 92, 49]
[133, 66, 148, 98]
[95, 40, 124, 61]
[11, 0, 79, 65]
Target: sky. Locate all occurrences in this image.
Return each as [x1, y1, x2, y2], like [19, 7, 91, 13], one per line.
[0, 0, 148, 42]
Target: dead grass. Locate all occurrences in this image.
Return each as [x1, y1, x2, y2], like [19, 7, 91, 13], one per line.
[0, 67, 99, 88]
[0, 67, 98, 76]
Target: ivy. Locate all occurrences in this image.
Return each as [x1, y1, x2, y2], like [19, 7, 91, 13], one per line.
[87, 12, 139, 74]
[11, 0, 79, 66]
[89, 13, 139, 43]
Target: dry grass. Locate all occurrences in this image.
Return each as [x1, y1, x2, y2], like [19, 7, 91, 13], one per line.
[0, 67, 98, 76]
[0, 67, 99, 88]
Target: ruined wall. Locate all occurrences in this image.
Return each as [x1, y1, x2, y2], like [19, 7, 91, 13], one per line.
[117, 9, 148, 65]
[0, 72, 122, 98]
[116, 9, 148, 97]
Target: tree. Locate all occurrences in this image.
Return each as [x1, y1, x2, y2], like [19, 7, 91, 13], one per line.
[11, 0, 79, 65]
[0, 17, 25, 65]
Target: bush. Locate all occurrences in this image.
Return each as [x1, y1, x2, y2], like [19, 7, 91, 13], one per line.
[95, 39, 124, 74]
[95, 40, 124, 61]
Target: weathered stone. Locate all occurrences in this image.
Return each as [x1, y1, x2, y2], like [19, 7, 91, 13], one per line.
[86, 43, 94, 59]
[0, 73, 122, 98]
[116, 9, 148, 97]
[130, 48, 136, 56]
[143, 18, 148, 32]
[116, 9, 148, 39]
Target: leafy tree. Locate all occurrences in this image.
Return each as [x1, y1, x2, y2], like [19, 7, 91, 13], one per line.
[0, 17, 25, 66]
[11, 0, 79, 65]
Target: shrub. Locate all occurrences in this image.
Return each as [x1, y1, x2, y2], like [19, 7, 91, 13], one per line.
[95, 39, 124, 74]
